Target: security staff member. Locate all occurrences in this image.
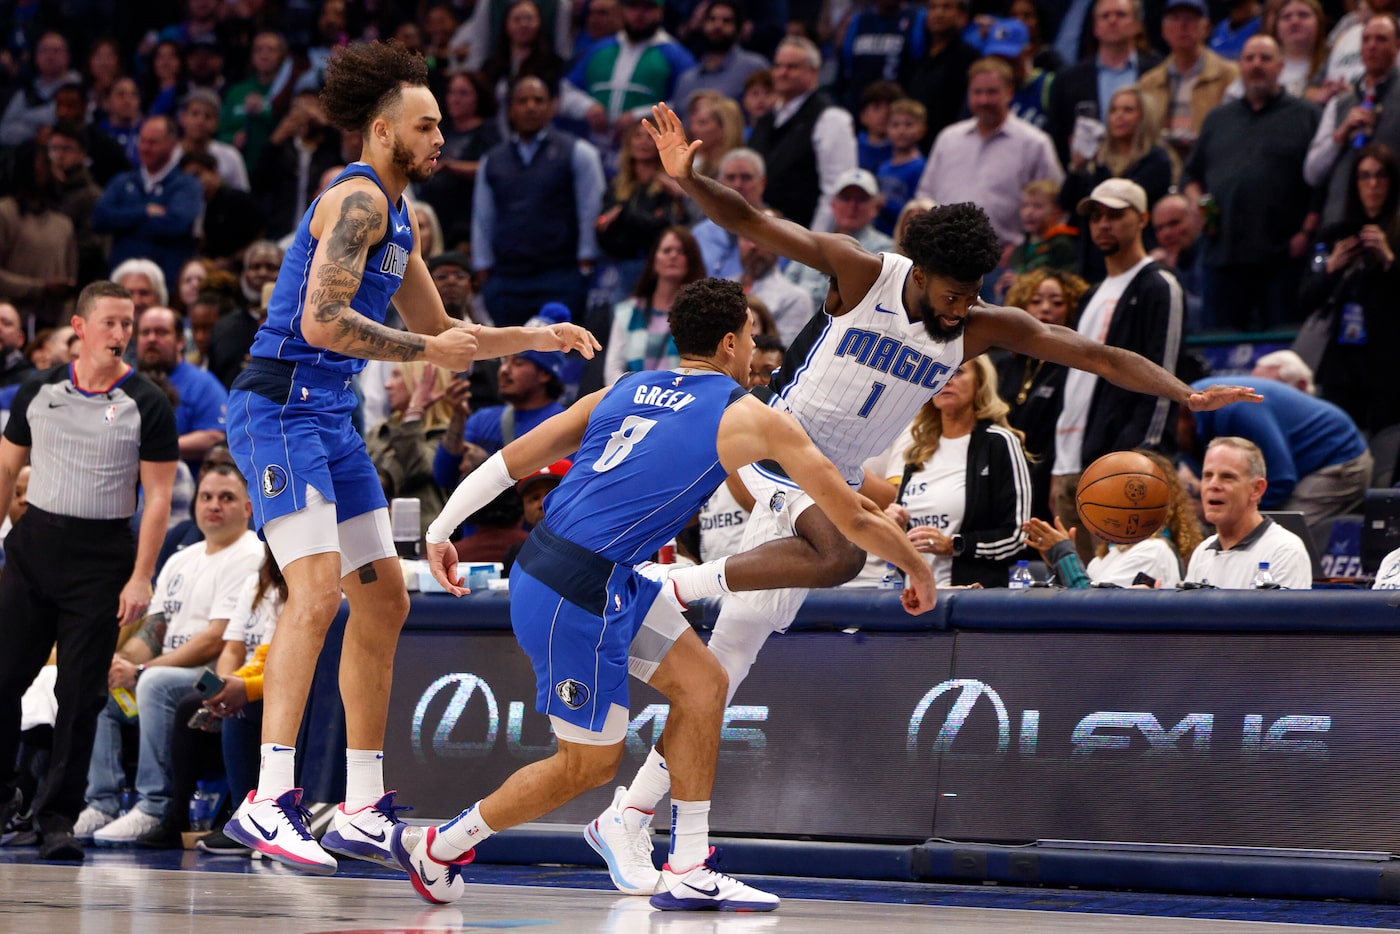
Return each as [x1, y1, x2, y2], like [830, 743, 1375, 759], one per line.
[0, 280, 178, 861]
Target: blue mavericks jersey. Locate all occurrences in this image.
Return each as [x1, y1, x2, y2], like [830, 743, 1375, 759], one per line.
[250, 163, 414, 375]
[545, 369, 747, 564]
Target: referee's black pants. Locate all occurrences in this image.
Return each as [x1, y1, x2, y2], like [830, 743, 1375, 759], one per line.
[0, 507, 135, 834]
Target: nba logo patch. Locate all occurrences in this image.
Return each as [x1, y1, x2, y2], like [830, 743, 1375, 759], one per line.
[300, 386, 309, 402]
[104, 404, 117, 425]
[262, 465, 288, 497]
[769, 491, 786, 514]
[672, 375, 683, 387]
[555, 679, 590, 709]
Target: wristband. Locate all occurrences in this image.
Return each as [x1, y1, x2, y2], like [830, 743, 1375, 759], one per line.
[136, 664, 146, 680]
[426, 450, 516, 544]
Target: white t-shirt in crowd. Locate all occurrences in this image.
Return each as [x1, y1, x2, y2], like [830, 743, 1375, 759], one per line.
[223, 572, 285, 654]
[152, 530, 265, 654]
[698, 480, 750, 564]
[1185, 517, 1312, 589]
[1055, 256, 1153, 475]
[1085, 534, 1182, 587]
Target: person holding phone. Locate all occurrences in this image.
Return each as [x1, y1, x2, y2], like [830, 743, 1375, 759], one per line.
[73, 465, 263, 846]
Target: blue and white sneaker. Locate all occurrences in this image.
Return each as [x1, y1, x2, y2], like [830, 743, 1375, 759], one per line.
[323, 791, 409, 870]
[391, 824, 474, 905]
[224, 789, 337, 875]
[650, 849, 779, 912]
[585, 786, 660, 894]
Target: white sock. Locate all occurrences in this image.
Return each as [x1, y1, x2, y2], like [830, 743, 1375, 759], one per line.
[433, 800, 496, 860]
[257, 743, 296, 798]
[621, 746, 672, 814]
[669, 799, 711, 870]
[345, 749, 386, 810]
[669, 557, 733, 604]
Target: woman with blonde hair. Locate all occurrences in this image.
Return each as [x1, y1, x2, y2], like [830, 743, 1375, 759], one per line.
[365, 361, 455, 537]
[1024, 449, 1202, 587]
[858, 355, 1033, 588]
[687, 90, 746, 179]
[1059, 85, 1175, 280]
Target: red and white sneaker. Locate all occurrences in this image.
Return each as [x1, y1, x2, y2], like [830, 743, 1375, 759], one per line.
[223, 789, 337, 875]
[392, 824, 474, 905]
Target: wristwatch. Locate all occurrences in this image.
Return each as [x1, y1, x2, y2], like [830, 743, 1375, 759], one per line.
[135, 664, 147, 681]
[950, 534, 965, 557]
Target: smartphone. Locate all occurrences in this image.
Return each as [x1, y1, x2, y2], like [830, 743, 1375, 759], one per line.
[1132, 571, 1158, 588]
[193, 669, 225, 697]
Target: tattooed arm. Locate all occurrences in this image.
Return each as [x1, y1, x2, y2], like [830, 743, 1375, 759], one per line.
[300, 181, 479, 367]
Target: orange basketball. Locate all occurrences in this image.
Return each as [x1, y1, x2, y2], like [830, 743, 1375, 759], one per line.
[1074, 451, 1171, 545]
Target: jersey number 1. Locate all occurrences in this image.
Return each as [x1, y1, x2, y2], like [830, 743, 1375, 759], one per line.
[858, 382, 887, 419]
[593, 415, 658, 472]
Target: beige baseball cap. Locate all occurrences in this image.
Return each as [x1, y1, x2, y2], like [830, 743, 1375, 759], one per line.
[1076, 178, 1148, 215]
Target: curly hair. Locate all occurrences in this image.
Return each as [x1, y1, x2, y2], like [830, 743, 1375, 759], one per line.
[900, 202, 1001, 282]
[670, 278, 748, 358]
[321, 40, 429, 132]
[1004, 268, 1090, 330]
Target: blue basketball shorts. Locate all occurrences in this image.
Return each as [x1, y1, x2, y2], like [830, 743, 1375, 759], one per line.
[510, 522, 689, 742]
[226, 358, 386, 531]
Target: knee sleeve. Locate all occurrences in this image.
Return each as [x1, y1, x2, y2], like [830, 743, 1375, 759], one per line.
[706, 603, 776, 704]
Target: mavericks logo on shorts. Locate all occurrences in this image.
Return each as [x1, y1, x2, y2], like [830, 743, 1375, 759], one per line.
[555, 679, 590, 710]
[262, 465, 288, 498]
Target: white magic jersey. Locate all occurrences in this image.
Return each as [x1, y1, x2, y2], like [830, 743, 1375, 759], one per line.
[759, 252, 964, 487]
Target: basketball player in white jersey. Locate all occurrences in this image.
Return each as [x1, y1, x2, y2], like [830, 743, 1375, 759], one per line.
[583, 103, 1263, 896]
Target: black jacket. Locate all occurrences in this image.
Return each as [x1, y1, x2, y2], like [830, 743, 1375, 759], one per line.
[1045, 50, 1163, 166]
[1076, 260, 1184, 466]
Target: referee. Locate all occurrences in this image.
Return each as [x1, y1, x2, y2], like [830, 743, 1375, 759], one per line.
[0, 280, 178, 861]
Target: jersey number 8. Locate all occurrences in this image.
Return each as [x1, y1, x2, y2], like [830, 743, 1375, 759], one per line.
[593, 415, 658, 472]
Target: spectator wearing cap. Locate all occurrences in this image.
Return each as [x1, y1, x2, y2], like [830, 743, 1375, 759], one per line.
[981, 18, 1055, 132]
[501, 459, 572, 574]
[749, 36, 858, 233]
[434, 350, 569, 490]
[902, 0, 982, 149]
[93, 114, 204, 291]
[175, 89, 250, 193]
[1182, 35, 1320, 332]
[916, 57, 1064, 248]
[1137, 0, 1240, 161]
[671, 0, 770, 116]
[1051, 177, 1184, 563]
[786, 169, 894, 315]
[183, 34, 228, 96]
[1045, 0, 1163, 168]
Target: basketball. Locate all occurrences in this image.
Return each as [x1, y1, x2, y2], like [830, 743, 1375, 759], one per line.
[1075, 451, 1171, 544]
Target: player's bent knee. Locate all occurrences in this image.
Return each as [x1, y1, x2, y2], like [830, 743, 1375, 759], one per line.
[556, 738, 624, 790]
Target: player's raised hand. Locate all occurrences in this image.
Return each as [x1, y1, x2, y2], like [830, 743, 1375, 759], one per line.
[1187, 384, 1263, 412]
[644, 103, 701, 180]
[426, 324, 481, 370]
[536, 322, 603, 359]
[426, 540, 469, 597]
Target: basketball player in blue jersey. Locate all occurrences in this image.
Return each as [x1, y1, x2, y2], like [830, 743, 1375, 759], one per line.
[578, 103, 1265, 896]
[392, 279, 936, 911]
[221, 41, 600, 875]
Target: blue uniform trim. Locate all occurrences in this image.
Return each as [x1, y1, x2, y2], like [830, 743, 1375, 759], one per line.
[516, 521, 615, 616]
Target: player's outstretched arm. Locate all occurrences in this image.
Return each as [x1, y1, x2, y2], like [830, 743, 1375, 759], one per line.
[474, 322, 603, 360]
[423, 389, 607, 595]
[964, 303, 1263, 411]
[718, 398, 937, 614]
[644, 103, 880, 304]
[300, 182, 479, 369]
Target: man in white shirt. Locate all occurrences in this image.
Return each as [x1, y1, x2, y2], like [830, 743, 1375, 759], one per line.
[1185, 437, 1313, 589]
[74, 465, 264, 843]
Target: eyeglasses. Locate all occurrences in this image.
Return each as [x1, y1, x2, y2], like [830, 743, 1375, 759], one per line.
[1358, 170, 1389, 182]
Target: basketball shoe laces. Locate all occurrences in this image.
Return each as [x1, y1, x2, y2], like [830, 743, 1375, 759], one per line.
[368, 791, 413, 826]
[624, 811, 656, 865]
[276, 794, 318, 842]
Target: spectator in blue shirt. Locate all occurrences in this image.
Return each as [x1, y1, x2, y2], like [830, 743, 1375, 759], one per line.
[135, 305, 227, 473]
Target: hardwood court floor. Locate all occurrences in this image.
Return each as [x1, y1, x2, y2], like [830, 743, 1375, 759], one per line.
[2, 853, 1399, 934]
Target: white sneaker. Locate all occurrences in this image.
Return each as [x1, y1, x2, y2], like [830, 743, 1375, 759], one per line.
[73, 806, 113, 841]
[92, 807, 161, 845]
[585, 786, 660, 895]
[634, 562, 688, 610]
[322, 791, 407, 870]
[391, 824, 474, 905]
[650, 850, 779, 912]
[223, 789, 337, 875]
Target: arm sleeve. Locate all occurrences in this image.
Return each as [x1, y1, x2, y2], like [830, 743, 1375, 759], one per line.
[426, 450, 517, 543]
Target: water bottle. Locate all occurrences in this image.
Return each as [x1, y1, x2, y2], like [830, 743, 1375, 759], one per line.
[879, 562, 904, 590]
[1353, 90, 1377, 149]
[1311, 242, 1328, 276]
[1009, 559, 1033, 589]
[1251, 562, 1276, 589]
[189, 781, 215, 832]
